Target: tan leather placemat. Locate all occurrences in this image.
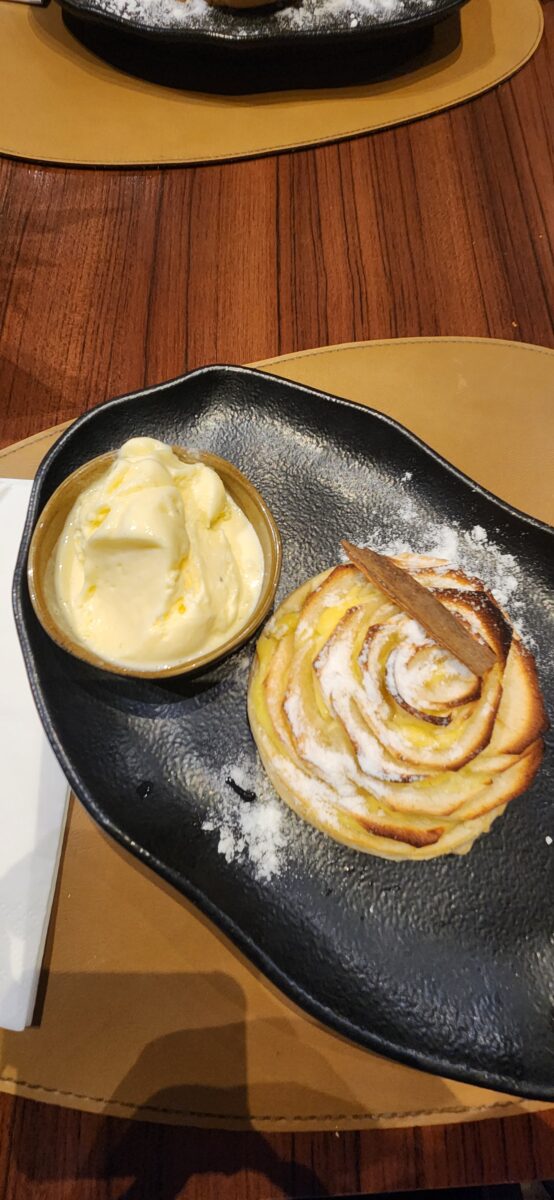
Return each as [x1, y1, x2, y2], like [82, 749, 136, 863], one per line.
[0, 0, 543, 166]
[0, 338, 552, 1129]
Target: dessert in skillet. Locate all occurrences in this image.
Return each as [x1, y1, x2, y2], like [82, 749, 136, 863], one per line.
[248, 544, 547, 860]
[53, 438, 264, 670]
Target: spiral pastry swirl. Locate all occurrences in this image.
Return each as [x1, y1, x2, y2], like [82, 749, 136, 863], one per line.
[248, 555, 547, 860]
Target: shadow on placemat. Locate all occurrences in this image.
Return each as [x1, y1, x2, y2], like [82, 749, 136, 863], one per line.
[8, 970, 334, 1197]
[62, 9, 461, 93]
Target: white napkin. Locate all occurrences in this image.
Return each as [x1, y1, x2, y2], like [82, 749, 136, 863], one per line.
[0, 479, 69, 1031]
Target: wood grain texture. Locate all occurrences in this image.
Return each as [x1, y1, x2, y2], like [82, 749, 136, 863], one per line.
[1, 1097, 554, 1197]
[0, 7, 553, 449]
[1, 3, 554, 1195]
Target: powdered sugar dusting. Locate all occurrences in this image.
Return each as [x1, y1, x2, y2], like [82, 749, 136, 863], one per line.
[202, 753, 288, 879]
[402, 618, 429, 645]
[89, 0, 438, 38]
[341, 509, 537, 648]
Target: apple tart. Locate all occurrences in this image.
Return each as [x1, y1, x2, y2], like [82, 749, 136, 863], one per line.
[248, 555, 547, 860]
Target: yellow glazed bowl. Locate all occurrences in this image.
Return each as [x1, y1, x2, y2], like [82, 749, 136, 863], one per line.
[27, 447, 282, 679]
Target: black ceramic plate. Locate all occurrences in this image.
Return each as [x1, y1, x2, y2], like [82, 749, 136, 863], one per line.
[60, 0, 464, 47]
[60, 0, 467, 94]
[14, 366, 554, 1099]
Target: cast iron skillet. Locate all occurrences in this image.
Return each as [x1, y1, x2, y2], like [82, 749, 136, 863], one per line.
[14, 365, 554, 1099]
[59, 0, 467, 93]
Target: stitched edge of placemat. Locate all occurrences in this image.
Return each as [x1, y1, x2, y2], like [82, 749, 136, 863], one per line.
[256, 335, 554, 368]
[0, 1074, 545, 1123]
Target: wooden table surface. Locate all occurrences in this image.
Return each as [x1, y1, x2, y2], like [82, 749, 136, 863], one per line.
[1, 1, 554, 1195]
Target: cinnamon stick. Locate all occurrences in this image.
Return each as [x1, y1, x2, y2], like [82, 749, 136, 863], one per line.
[341, 541, 497, 676]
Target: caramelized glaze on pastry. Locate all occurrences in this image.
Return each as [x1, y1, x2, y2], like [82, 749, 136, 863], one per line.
[248, 555, 547, 860]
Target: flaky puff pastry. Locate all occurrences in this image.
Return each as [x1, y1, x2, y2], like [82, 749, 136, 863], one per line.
[248, 556, 548, 860]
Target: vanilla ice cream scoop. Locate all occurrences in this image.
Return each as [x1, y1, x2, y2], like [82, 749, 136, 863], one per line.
[53, 438, 265, 669]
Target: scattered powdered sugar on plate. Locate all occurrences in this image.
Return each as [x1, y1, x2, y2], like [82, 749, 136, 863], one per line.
[341, 488, 537, 648]
[89, 0, 439, 37]
[202, 752, 289, 880]
[274, 0, 434, 33]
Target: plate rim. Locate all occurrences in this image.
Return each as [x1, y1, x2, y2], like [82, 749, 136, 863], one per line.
[59, 0, 467, 50]
[13, 362, 554, 1102]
